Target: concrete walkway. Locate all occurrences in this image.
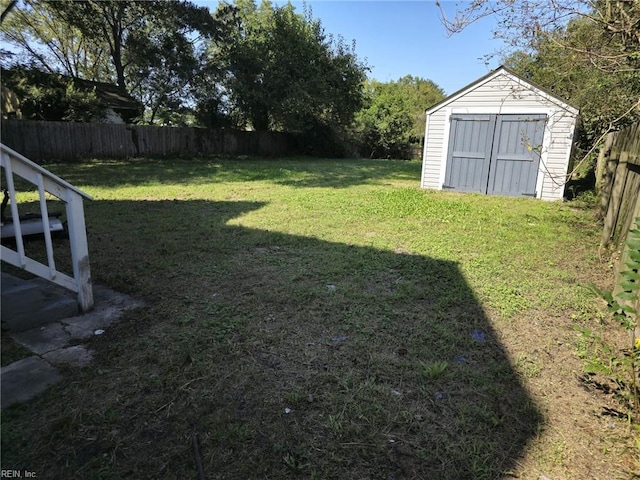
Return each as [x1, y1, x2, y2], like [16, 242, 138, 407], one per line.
[1, 283, 144, 409]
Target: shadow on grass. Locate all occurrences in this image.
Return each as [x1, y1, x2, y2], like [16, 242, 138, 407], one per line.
[1, 199, 541, 479]
[46, 156, 421, 190]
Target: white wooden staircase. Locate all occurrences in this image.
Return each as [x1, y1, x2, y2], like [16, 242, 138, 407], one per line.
[1, 143, 93, 327]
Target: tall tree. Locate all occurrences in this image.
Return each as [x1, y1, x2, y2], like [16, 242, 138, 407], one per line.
[1, 0, 111, 81]
[52, 0, 220, 124]
[504, 15, 640, 148]
[1, 0, 222, 124]
[438, 0, 640, 130]
[395, 75, 446, 140]
[439, 0, 640, 72]
[355, 80, 413, 159]
[50, 1, 133, 89]
[211, 1, 368, 133]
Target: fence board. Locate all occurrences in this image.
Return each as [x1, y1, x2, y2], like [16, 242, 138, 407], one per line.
[0, 120, 299, 161]
[599, 123, 640, 249]
[591, 122, 640, 340]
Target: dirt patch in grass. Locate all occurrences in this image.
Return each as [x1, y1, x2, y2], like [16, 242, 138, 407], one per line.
[1, 157, 637, 479]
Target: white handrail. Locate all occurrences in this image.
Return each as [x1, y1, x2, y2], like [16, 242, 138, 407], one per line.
[1, 144, 92, 200]
[0, 143, 93, 312]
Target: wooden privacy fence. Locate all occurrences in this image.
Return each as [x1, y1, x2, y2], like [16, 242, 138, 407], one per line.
[596, 121, 640, 345]
[598, 122, 640, 250]
[0, 120, 299, 161]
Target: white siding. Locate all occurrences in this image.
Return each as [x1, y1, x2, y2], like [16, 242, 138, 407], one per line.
[421, 109, 447, 189]
[538, 111, 576, 199]
[421, 69, 577, 201]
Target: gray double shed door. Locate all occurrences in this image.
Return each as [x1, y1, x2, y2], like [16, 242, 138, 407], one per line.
[443, 113, 547, 196]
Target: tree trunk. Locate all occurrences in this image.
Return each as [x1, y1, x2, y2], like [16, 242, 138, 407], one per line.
[105, 2, 126, 90]
[251, 107, 269, 131]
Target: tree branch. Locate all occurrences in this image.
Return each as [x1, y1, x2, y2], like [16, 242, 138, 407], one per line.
[562, 98, 640, 185]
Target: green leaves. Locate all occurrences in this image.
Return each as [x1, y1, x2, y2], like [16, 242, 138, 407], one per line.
[1, 67, 107, 122]
[504, 10, 640, 163]
[627, 249, 640, 263]
[614, 223, 640, 331]
[2, 0, 228, 125]
[213, 0, 367, 136]
[620, 269, 640, 281]
[354, 78, 445, 159]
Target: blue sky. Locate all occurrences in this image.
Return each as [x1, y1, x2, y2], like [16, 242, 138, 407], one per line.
[199, 1, 507, 95]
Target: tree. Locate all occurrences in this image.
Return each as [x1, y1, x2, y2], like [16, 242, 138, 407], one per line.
[355, 81, 413, 159]
[1, 0, 222, 124]
[354, 77, 445, 159]
[438, 0, 640, 72]
[211, 0, 368, 138]
[52, 0, 221, 124]
[1, 0, 111, 81]
[501, 14, 640, 181]
[395, 75, 446, 140]
[504, 16, 640, 145]
[439, 0, 640, 177]
[192, 2, 241, 129]
[210, 0, 274, 130]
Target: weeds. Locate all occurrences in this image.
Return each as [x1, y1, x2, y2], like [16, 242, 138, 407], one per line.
[420, 360, 449, 381]
[584, 217, 640, 419]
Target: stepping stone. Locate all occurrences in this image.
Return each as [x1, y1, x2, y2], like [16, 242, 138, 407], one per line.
[1, 281, 145, 409]
[43, 345, 93, 367]
[1, 356, 62, 409]
[1, 273, 78, 332]
[10, 322, 71, 355]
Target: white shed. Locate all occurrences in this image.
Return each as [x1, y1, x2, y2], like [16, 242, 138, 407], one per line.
[420, 66, 578, 200]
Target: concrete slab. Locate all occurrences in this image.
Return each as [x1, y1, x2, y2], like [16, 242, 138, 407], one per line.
[43, 345, 93, 367]
[1, 273, 78, 332]
[1, 356, 62, 409]
[11, 322, 71, 354]
[62, 285, 145, 340]
[1, 281, 145, 409]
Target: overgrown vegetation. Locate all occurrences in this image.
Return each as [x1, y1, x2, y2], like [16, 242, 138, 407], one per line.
[504, 16, 640, 173]
[354, 76, 445, 159]
[1, 157, 635, 478]
[1, 67, 106, 122]
[584, 218, 640, 420]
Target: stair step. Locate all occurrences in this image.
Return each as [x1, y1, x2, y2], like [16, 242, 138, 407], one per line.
[1, 273, 78, 332]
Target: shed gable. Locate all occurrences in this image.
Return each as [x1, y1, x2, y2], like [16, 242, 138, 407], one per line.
[426, 67, 578, 117]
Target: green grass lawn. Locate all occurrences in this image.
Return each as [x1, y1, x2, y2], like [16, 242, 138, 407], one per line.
[2, 157, 635, 479]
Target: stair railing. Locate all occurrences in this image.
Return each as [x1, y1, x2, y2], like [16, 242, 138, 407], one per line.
[1, 143, 93, 311]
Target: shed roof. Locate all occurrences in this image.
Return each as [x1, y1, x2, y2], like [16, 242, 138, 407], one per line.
[426, 66, 579, 116]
